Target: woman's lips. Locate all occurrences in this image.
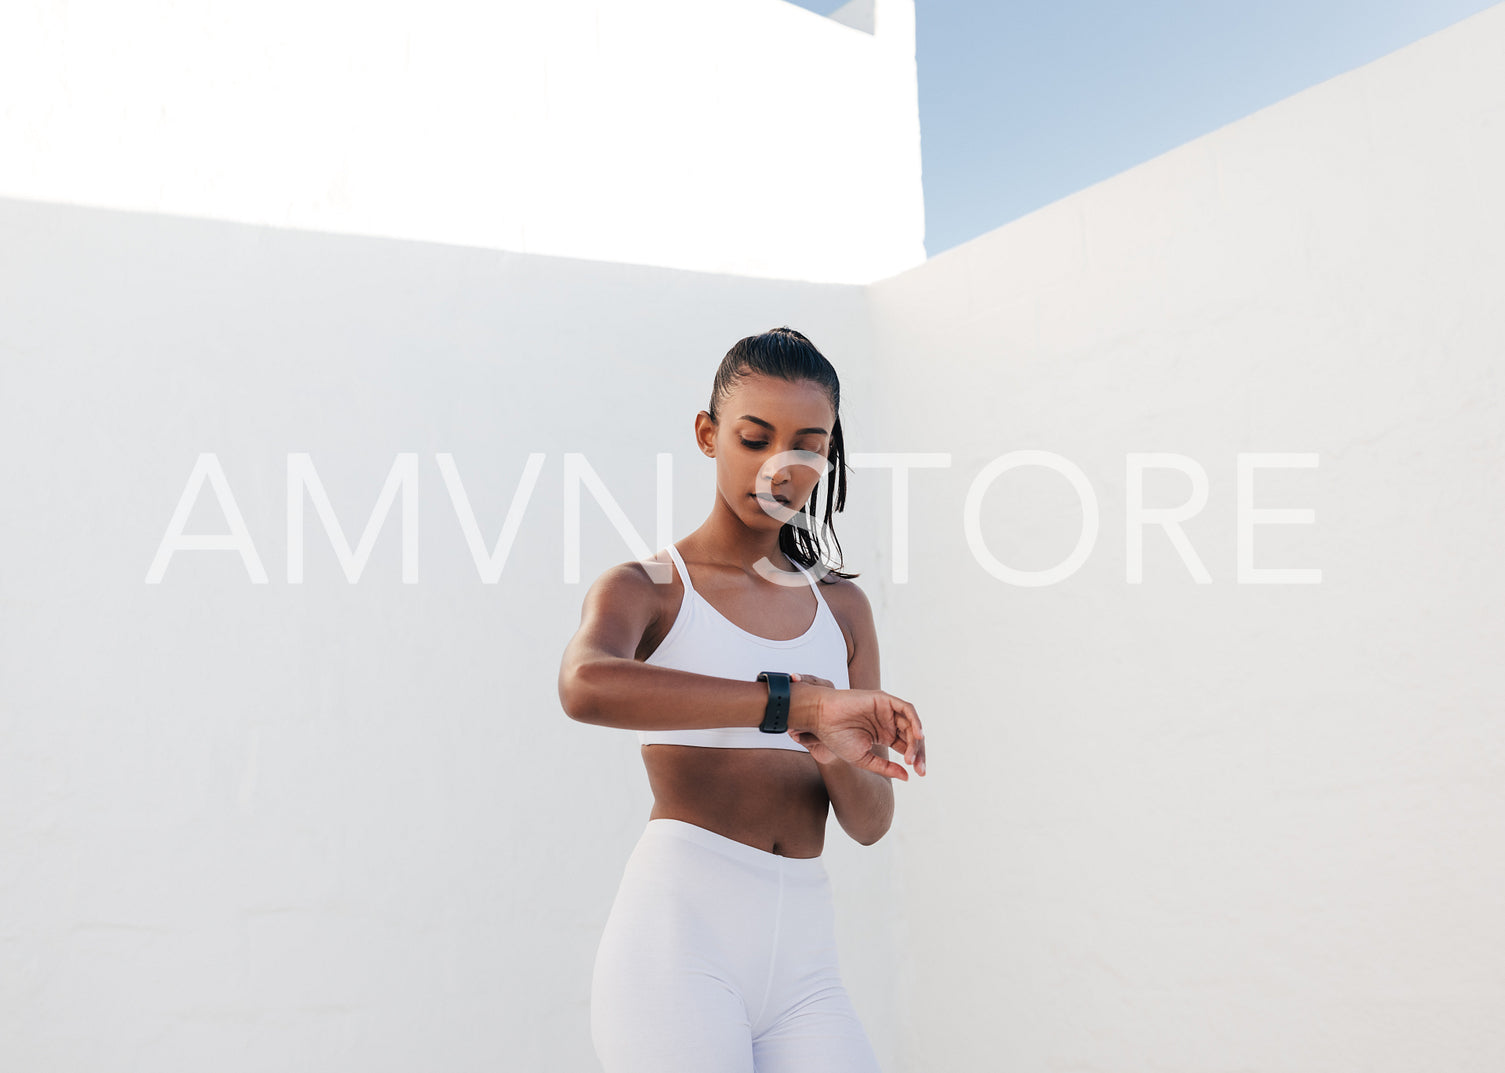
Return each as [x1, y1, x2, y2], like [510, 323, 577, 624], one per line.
[751, 493, 789, 505]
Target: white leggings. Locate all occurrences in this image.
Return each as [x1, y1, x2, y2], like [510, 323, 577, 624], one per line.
[591, 817, 883, 1072]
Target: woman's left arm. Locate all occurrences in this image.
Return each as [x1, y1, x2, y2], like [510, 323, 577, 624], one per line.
[799, 581, 900, 846]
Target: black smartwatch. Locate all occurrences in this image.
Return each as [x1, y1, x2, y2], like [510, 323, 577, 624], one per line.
[756, 671, 792, 733]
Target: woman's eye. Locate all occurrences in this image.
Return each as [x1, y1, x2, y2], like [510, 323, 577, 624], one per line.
[740, 439, 768, 449]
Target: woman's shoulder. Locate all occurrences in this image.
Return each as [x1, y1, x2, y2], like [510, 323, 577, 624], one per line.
[810, 567, 873, 619]
[807, 568, 873, 669]
[581, 554, 678, 622]
[589, 551, 674, 588]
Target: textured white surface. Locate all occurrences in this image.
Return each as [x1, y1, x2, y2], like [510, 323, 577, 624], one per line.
[0, 0, 924, 284]
[868, 4, 1505, 1070]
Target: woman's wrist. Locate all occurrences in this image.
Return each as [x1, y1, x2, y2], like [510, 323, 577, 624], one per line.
[786, 679, 826, 736]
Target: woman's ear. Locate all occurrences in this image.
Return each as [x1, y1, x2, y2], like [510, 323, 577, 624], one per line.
[694, 410, 716, 456]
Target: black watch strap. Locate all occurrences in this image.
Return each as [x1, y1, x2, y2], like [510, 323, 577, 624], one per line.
[756, 671, 792, 733]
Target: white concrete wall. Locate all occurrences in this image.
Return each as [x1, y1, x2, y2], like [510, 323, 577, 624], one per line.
[0, 0, 924, 285]
[868, 4, 1505, 1070]
[4, 0, 1503, 1070]
[0, 200, 885, 1069]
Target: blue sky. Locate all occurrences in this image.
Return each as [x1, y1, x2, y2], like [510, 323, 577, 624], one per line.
[786, 0, 1497, 257]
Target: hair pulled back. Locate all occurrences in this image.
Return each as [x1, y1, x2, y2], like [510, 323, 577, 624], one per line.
[708, 326, 858, 582]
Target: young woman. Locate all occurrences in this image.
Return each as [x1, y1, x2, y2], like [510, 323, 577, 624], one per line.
[557, 326, 927, 1072]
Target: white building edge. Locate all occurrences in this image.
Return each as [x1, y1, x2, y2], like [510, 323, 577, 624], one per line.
[0, 0, 923, 284]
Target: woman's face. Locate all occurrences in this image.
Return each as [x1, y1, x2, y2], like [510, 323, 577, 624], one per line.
[697, 375, 835, 528]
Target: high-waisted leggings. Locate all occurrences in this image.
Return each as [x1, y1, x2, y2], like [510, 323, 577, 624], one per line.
[591, 817, 883, 1072]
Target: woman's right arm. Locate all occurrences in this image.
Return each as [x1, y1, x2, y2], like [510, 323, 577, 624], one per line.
[556, 561, 825, 734]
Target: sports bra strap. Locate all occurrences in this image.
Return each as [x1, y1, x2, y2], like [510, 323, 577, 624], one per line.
[791, 557, 832, 614]
[663, 543, 699, 597]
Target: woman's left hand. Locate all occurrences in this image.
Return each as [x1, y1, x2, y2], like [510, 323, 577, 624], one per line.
[787, 673, 842, 764]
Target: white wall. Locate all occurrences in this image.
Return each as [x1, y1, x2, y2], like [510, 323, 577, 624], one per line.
[0, 0, 924, 285]
[868, 4, 1505, 1070]
[0, 200, 884, 1069]
[3, 1, 1503, 1071]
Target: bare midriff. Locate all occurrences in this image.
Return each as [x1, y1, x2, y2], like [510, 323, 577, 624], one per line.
[641, 745, 831, 858]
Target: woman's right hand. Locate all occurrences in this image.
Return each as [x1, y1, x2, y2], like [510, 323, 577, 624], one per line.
[789, 675, 925, 779]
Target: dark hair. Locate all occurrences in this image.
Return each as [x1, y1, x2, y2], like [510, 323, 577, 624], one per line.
[707, 326, 858, 582]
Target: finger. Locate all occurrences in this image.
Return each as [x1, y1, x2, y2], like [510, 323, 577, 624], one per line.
[854, 749, 908, 781]
[879, 700, 922, 769]
[889, 713, 910, 764]
[904, 703, 926, 774]
[886, 713, 912, 757]
[889, 708, 918, 765]
[894, 701, 922, 763]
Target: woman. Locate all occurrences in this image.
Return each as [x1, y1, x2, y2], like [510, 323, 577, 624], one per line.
[557, 326, 926, 1072]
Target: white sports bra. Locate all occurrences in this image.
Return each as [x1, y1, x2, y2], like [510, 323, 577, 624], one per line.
[638, 542, 850, 751]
